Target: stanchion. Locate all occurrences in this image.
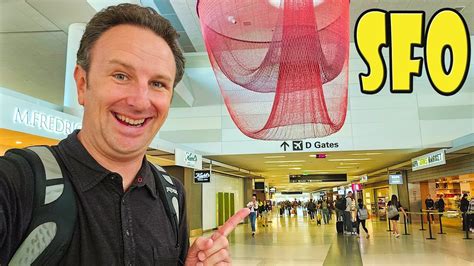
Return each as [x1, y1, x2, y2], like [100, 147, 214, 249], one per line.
[403, 214, 410, 235]
[463, 212, 472, 240]
[387, 217, 392, 232]
[419, 209, 426, 231]
[438, 213, 446, 235]
[426, 211, 435, 240]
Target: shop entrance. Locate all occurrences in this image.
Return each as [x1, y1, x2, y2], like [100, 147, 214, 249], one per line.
[374, 187, 389, 221]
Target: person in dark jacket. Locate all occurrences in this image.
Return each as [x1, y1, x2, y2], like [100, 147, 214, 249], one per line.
[0, 4, 248, 264]
[425, 194, 435, 223]
[460, 194, 469, 231]
[436, 194, 445, 216]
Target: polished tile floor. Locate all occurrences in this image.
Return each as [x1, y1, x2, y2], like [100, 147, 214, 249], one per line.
[201, 210, 474, 266]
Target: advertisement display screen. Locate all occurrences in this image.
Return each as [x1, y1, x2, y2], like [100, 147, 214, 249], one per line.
[389, 173, 403, 184]
[289, 174, 347, 183]
[255, 181, 265, 190]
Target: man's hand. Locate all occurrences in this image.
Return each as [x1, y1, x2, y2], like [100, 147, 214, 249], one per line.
[185, 208, 250, 266]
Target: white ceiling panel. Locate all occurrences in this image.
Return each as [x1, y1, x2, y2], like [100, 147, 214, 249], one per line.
[0, 0, 60, 32]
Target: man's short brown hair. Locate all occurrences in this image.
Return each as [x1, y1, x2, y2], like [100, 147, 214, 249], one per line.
[76, 3, 185, 87]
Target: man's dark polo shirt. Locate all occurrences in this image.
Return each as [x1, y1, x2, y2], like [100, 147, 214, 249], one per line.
[0, 131, 189, 265]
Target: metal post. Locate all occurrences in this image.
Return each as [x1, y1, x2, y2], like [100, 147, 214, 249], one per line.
[463, 212, 472, 240]
[438, 213, 446, 235]
[419, 209, 426, 231]
[426, 211, 435, 240]
[403, 214, 410, 235]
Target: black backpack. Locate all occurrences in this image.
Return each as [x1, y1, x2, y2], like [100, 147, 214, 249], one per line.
[335, 198, 346, 211]
[6, 146, 180, 265]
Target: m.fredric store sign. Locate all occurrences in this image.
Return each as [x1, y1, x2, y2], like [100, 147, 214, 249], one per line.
[411, 149, 446, 171]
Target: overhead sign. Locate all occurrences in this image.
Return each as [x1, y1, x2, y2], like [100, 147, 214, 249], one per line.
[269, 187, 276, 193]
[194, 170, 211, 183]
[352, 183, 363, 191]
[13, 107, 81, 135]
[280, 141, 339, 151]
[360, 174, 368, 183]
[389, 172, 403, 185]
[175, 148, 203, 170]
[411, 149, 446, 171]
[289, 174, 347, 183]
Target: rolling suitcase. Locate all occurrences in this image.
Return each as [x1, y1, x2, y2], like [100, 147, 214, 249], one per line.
[336, 221, 344, 233]
[336, 214, 344, 234]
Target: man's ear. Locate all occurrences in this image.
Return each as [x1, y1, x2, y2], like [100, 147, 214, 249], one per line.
[74, 65, 87, 106]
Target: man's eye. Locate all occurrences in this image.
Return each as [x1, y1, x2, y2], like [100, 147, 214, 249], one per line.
[113, 73, 127, 81]
[151, 81, 163, 88]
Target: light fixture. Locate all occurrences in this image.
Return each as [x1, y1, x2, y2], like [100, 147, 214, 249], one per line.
[265, 160, 306, 164]
[289, 167, 301, 170]
[15, 141, 22, 144]
[329, 158, 371, 162]
[350, 153, 382, 156]
[264, 155, 286, 159]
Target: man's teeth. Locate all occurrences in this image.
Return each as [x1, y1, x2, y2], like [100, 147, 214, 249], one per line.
[116, 114, 145, 126]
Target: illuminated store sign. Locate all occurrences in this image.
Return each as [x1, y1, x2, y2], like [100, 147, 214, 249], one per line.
[175, 148, 203, 170]
[13, 107, 81, 135]
[411, 149, 446, 171]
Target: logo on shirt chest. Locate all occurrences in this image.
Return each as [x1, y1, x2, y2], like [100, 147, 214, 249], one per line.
[166, 187, 178, 195]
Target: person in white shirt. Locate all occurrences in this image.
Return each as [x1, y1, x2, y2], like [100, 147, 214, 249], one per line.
[344, 191, 354, 234]
[247, 195, 258, 237]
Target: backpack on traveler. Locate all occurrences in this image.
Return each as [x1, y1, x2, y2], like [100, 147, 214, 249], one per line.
[335, 197, 346, 211]
[358, 208, 369, 220]
[5, 146, 181, 265]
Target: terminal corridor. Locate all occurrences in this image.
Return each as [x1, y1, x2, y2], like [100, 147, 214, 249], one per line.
[200, 210, 474, 266]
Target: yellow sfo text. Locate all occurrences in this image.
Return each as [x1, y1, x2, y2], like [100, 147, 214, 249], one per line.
[355, 9, 470, 96]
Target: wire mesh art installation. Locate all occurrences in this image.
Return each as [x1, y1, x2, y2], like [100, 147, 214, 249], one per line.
[197, 0, 349, 140]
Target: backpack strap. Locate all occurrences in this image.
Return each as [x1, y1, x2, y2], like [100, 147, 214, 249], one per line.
[149, 163, 181, 248]
[7, 146, 76, 266]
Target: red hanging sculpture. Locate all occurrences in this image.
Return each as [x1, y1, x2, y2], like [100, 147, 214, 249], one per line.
[197, 0, 349, 140]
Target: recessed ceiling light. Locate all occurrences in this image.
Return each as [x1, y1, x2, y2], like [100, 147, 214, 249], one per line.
[337, 166, 354, 169]
[339, 162, 360, 165]
[264, 155, 286, 159]
[15, 141, 22, 144]
[351, 153, 382, 156]
[289, 167, 301, 170]
[265, 160, 306, 164]
[329, 158, 371, 161]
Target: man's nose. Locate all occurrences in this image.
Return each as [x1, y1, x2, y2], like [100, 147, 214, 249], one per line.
[126, 82, 151, 111]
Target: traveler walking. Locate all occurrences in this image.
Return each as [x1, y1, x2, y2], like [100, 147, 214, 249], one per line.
[344, 192, 354, 235]
[469, 197, 474, 233]
[387, 195, 407, 238]
[322, 198, 330, 224]
[247, 195, 258, 237]
[356, 198, 370, 239]
[307, 199, 316, 221]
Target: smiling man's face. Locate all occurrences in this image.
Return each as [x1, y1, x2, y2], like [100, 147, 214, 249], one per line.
[75, 24, 176, 159]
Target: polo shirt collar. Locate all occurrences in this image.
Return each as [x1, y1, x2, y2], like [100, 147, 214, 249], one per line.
[59, 130, 157, 199]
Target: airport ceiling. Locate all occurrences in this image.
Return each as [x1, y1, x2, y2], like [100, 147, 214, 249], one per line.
[1, 0, 472, 191]
[206, 149, 435, 192]
[0, 0, 472, 105]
